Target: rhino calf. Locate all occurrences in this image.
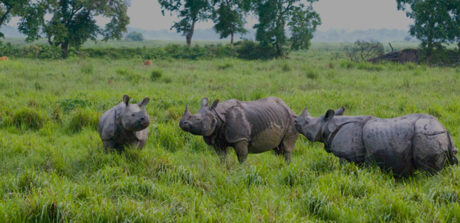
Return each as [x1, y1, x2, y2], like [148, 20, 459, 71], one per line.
[98, 95, 150, 152]
[179, 97, 298, 163]
[295, 107, 458, 176]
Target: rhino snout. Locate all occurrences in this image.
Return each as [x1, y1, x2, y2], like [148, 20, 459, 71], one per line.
[139, 117, 150, 127]
[294, 119, 303, 133]
[179, 120, 191, 131]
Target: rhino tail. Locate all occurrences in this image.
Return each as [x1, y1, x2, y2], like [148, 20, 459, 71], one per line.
[446, 131, 458, 165]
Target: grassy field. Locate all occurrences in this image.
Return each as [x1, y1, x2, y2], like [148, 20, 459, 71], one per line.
[0, 47, 460, 222]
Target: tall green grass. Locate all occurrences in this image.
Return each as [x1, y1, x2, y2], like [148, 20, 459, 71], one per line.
[0, 50, 459, 222]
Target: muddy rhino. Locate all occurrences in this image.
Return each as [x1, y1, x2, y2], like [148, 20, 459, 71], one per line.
[295, 107, 458, 176]
[179, 97, 299, 163]
[98, 95, 150, 152]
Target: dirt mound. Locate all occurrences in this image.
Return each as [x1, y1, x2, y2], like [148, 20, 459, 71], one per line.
[368, 49, 420, 64]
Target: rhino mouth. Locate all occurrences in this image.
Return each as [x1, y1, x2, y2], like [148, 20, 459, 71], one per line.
[294, 120, 305, 135]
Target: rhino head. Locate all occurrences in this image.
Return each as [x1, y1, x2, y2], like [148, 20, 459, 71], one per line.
[295, 106, 345, 142]
[179, 98, 220, 136]
[121, 95, 150, 131]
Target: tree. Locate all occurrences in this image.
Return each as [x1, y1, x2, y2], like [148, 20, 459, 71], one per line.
[159, 0, 211, 46]
[211, 0, 249, 46]
[18, 0, 130, 57]
[125, 31, 144, 41]
[253, 0, 320, 57]
[345, 40, 384, 62]
[288, 4, 320, 50]
[396, 0, 460, 55]
[0, 0, 32, 38]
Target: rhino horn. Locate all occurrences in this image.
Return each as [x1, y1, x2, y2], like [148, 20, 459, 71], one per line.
[184, 104, 191, 115]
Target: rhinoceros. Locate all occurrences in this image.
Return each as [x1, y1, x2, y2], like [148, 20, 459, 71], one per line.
[98, 95, 150, 152]
[179, 97, 299, 163]
[295, 107, 458, 176]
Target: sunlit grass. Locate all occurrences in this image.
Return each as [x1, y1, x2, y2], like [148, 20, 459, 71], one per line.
[0, 48, 459, 222]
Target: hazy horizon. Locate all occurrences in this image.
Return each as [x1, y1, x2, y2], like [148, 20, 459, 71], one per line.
[6, 0, 412, 32]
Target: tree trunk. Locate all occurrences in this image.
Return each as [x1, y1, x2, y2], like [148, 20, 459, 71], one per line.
[61, 41, 69, 58]
[426, 40, 433, 64]
[230, 32, 234, 47]
[186, 20, 196, 47]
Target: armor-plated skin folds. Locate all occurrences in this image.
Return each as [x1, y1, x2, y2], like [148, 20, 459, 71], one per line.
[295, 107, 458, 177]
[179, 97, 298, 163]
[98, 95, 151, 152]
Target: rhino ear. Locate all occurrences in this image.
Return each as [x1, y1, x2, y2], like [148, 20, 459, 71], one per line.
[324, 109, 335, 121]
[201, 98, 209, 107]
[335, 107, 345, 116]
[300, 107, 309, 117]
[139, 97, 150, 107]
[123, 95, 130, 106]
[210, 99, 219, 110]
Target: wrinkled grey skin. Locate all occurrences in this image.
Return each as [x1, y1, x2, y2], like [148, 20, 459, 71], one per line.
[295, 107, 458, 176]
[98, 95, 150, 152]
[179, 97, 298, 163]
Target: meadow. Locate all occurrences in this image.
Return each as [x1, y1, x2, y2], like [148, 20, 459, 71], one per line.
[0, 43, 460, 222]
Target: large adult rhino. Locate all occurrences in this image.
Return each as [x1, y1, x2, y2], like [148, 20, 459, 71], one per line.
[179, 97, 298, 163]
[295, 106, 458, 176]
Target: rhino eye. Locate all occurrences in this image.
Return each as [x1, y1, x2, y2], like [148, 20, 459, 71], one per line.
[131, 114, 135, 117]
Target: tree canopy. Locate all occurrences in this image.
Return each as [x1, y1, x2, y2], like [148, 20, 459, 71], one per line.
[18, 0, 130, 57]
[211, 0, 249, 46]
[397, 0, 460, 53]
[159, 0, 211, 46]
[0, 0, 31, 38]
[253, 0, 320, 57]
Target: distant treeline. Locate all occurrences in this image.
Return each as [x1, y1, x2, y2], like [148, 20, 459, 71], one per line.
[0, 41, 283, 60]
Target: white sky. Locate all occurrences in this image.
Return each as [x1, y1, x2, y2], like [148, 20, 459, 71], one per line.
[8, 0, 412, 31]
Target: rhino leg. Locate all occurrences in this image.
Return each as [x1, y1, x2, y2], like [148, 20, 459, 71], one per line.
[278, 132, 297, 164]
[103, 140, 117, 153]
[233, 141, 249, 163]
[214, 146, 228, 162]
[137, 139, 146, 149]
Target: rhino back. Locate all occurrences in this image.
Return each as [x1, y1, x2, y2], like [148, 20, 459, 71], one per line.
[362, 114, 421, 175]
[98, 103, 124, 140]
[329, 122, 366, 163]
[226, 97, 294, 152]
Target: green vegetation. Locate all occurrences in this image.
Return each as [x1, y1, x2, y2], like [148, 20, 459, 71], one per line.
[397, 0, 460, 54]
[9, 0, 129, 57]
[0, 45, 459, 222]
[125, 32, 144, 42]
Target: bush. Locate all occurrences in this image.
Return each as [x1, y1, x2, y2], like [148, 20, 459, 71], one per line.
[116, 68, 142, 83]
[67, 108, 99, 133]
[282, 63, 292, 72]
[345, 40, 384, 62]
[217, 63, 233, 70]
[58, 98, 90, 112]
[125, 32, 144, 42]
[80, 63, 94, 74]
[235, 40, 278, 60]
[305, 69, 319, 79]
[151, 69, 163, 81]
[12, 108, 47, 130]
